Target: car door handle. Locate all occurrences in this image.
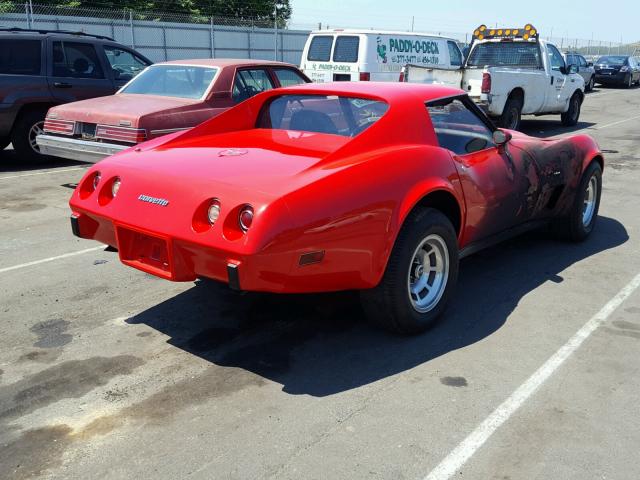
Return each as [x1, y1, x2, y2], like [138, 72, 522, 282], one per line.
[53, 82, 72, 88]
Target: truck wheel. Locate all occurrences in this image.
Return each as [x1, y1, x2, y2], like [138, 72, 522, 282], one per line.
[586, 76, 595, 92]
[498, 95, 522, 130]
[11, 108, 50, 163]
[553, 161, 602, 242]
[360, 208, 459, 334]
[561, 93, 582, 126]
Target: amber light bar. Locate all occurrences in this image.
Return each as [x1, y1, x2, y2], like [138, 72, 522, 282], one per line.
[96, 125, 147, 144]
[43, 118, 76, 135]
[473, 24, 539, 41]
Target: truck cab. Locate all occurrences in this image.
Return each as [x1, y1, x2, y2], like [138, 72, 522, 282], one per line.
[402, 24, 585, 130]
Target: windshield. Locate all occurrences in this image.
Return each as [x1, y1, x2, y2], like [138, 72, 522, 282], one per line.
[467, 42, 541, 68]
[257, 95, 389, 137]
[120, 65, 218, 99]
[596, 56, 627, 65]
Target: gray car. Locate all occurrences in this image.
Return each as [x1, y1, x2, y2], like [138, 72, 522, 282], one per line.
[564, 52, 596, 91]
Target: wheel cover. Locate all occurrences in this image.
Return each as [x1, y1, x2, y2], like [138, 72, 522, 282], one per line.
[507, 107, 519, 129]
[582, 174, 598, 227]
[29, 120, 45, 153]
[571, 97, 580, 121]
[407, 234, 449, 313]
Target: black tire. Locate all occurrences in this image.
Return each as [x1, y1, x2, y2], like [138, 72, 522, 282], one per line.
[553, 161, 602, 242]
[10, 108, 50, 163]
[498, 94, 523, 130]
[360, 208, 459, 334]
[586, 75, 595, 92]
[561, 92, 582, 126]
[0, 137, 10, 151]
[624, 74, 633, 88]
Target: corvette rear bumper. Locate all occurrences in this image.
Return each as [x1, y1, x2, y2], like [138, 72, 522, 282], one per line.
[70, 211, 292, 292]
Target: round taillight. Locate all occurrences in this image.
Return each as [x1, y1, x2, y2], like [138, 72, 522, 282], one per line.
[207, 199, 221, 225]
[112, 177, 121, 197]
[92, 172, 101, 190]
[238, 205, 254, 232]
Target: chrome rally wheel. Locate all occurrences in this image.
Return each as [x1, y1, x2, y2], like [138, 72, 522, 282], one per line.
[407, 234, 449, 313]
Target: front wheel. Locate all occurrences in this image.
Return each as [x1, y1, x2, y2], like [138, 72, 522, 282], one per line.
[561, 93, 582, 126]
[586, 76, 595, 92]
[625, 74, 633, 88]
[11, 108, 50, 163]
[553, 161, 602, 242]
[360, 208, 459, 334]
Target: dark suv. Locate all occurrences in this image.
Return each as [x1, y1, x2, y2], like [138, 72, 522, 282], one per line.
[0, 28, 152, 161]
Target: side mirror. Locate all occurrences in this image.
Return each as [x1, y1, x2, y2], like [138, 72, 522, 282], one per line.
[569, 64, 579, 74]
[587, 62, 593, 67]
[493, 129, 512, 145]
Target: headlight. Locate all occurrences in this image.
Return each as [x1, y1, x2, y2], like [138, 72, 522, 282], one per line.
[620, 66, 630, 72]
[238, 205, 254, 232]
[112, 177, 121, 197]
[207, 199, 221, 225]
[92, 172, 101, 190]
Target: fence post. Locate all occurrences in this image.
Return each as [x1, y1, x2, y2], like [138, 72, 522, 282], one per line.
[210, 17, 215, 58]
[274, 9, 278, 61]
[162, 25, 167, 61]
[248, 24, 252, 59]
[24, 2, 30, 28]
[129, 10, 135, 49]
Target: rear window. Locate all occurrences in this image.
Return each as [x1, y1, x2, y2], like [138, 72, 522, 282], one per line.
[333, 36, 359, 62]
[257, 94, 388, 137]
[596, 56, 627, 65]
[121, 65, 218, 99]
[467, 42, 541, 68]
[0, 39, 41, 75]
[307, 36, 333, 62]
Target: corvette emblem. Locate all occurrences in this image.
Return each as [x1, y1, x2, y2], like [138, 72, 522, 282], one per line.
[138, 194, 169, 206]
[218, 148, 248, 157]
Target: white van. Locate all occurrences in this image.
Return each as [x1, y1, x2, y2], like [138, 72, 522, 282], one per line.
[300, 29, 464, 82]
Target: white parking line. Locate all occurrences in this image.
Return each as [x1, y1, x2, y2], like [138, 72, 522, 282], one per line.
[0, 246, 105, 273]
[423, 272, 640, 480]
[595, 114, 640, 130]
[0, 166, 88, 180]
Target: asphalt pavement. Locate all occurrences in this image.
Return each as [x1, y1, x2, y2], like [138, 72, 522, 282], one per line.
[1, 85, 639, 480]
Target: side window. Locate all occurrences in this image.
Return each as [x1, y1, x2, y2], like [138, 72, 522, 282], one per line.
[307, 36, 333, 62]
[273, 68, 307, 87]
[104, 46, 149, 81]
[0, 39, 41, 75]
[447, 41, 463, 67]
[578, 56, 587, 68]
[547, 44, 565, 72]
[565, 54, 576, 66]
[333, 36, 359, 62]
[232, 69, 274, 104]
[426, 98, 495, 155]
[52, 41, 104, 79]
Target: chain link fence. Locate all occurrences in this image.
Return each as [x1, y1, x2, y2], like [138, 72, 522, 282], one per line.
[0, 3, 309, 64]
[1, 4, 637, 64]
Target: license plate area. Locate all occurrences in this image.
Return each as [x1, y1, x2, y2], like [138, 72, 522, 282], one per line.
[116, 226, 173, 279]
[80, 122, 97, 139]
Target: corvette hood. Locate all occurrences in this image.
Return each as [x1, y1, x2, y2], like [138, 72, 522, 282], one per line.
[104, 129, 351, 197]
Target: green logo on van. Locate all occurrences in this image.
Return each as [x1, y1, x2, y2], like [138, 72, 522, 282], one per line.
[376, 36, 387, 63]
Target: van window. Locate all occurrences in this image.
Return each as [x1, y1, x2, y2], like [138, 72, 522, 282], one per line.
[333, 36, 359, 63]
[307, 36, 333, 62]
[0, 39, 41, 75]
[257, 95, 388, 137]
[467, 42, 541, 68]
[447, 41, 462, 67]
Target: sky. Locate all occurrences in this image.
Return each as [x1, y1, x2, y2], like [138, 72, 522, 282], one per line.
[289, 0, 640, 44]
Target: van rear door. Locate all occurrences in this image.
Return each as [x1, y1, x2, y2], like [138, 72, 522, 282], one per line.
[403, 65, 463, 87]
[301, 34, 335, 83]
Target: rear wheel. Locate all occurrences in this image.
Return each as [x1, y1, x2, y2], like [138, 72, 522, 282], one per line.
[11, 108, 50, 163]
[498, 94, 523, 130]
[561, 92, 582, 126]
[586, 75, 595, 92]
[553, 161, 602, 241]
[360, 208, 459, 334]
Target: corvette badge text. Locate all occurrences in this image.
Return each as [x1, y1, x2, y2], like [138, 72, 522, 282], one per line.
[138, 194, 169, 207]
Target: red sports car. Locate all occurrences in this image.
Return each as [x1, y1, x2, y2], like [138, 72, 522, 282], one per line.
[69, 82, 603, 333]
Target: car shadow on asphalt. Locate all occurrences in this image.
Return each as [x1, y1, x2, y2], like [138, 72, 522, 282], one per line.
[519, 120, 597, 139]
[0, 149, 88, 173]
[127, 216, 628, 397]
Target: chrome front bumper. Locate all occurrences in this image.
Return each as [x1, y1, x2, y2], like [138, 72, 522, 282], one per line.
[36, 134, 130, 163]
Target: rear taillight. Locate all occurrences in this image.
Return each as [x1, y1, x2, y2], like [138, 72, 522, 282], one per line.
[398, 68, 405, 82]
[96, 125, 147, 144]
[238, 205, 254, 232]
[44, 118, 75, 135]
[481, 72, 492, 94]
[359, 72, 371, 81]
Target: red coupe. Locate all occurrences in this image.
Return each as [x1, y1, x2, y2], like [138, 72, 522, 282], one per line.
[69, 82, 603, 333]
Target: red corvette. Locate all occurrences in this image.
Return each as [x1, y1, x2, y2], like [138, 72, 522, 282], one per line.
[69, 82, 603, 333]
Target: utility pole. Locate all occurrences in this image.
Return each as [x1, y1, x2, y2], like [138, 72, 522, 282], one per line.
[274, 3, 277, 61]
[411, 16, 414, 32]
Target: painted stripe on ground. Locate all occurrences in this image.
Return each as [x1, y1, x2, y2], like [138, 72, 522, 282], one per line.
[423, 272, 640, 480]
[0, 166, 88, 180]
[0, 246, 105, 273]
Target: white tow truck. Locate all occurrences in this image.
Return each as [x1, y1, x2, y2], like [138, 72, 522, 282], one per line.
[401, 24, 585, 130]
